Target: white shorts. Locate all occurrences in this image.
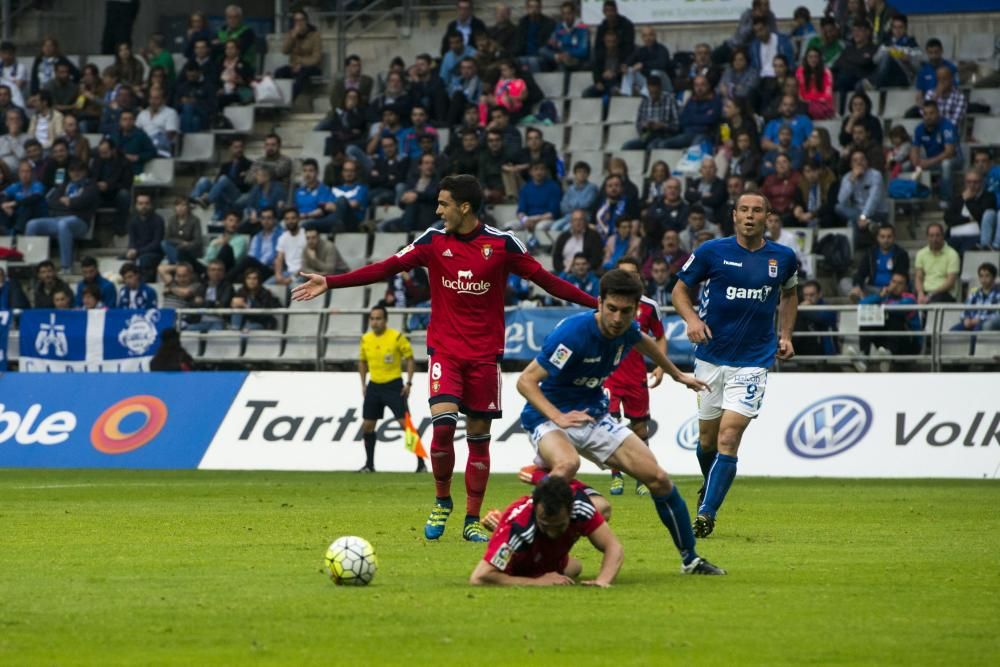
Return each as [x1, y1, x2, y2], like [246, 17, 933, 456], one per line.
[529, 414, 632, 469]
[694, 360, 768, 420]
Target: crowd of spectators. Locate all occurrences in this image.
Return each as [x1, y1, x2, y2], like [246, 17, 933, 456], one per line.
[0, 0, 997, 354]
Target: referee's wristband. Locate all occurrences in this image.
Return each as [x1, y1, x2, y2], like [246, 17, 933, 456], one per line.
[405, 381, 412, 386]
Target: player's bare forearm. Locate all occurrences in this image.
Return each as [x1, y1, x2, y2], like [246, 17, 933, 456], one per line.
[405, 356, 415, 385]
[358, 361, 368, 393]
[516, 362, 564, 422]
[779, 288, 798, 340]
[637, 334, 683, 381]
[671, 281, 700, 325]
[588, 524, 624, 587]
[469, 561, 571, 586]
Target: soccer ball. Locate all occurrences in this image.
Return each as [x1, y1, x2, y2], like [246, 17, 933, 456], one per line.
[324, 536, 377, 586]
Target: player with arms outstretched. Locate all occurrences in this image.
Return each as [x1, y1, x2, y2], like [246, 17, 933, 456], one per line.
[603, 256, 666, 496]
[672, 192, 799, 538]
[470, 476, 623, 587]
[516, 269, 725, 575]
[293, 175, 598, 542]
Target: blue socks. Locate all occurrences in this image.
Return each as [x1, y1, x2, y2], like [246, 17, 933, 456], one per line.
[700, 454, 738, 518]
[652, 486, 698, 565]
[696, 442, 716, 480]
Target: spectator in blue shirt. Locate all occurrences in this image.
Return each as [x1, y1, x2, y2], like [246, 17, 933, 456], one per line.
[294, 158, 337, 232]
[914, 38, 957, 103]
[909, 100, 962, 204]
[762, 94, 813, 151]
[400, 105, 440, 161]
[242, 165, 287, 228]
[110, 109, 156, 175]
[658, 75, 722, 149]
[0, 159, 46, 233]
[761, 124, 805, 177]
[953, 262, 1000, 334]
[850, 223, 909, 301]
[446, 58, 481, 126]
[539, 161, 599, 241]
[327, 159, 369, 233]
[973, 149, 1000, 248]
[748, 17, 795, 77]
[507, 161, 561, 244]
[75, 255, 117, 307]
[513, 0, 557, 62]
[859, 271, 922, 357]
[117, 261, 158, 309]
[440, 31, 476, 89]
[226, 206, 282, 283]
[836, 149, 888, 245]
[539, 1, 590, 72]
[558, 252, 599, 301]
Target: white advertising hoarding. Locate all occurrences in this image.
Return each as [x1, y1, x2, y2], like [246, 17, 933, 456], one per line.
[581, 0, 827, 24]
[199, 372, 1000, 479]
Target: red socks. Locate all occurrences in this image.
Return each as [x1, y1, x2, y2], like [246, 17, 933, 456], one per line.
[430, 413, 457, 499]
[465, 434, 491, 517]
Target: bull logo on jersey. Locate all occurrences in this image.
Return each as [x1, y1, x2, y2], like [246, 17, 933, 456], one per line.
[768, 258, 778, 278]
[442, 270, 491, 295]
[481, 244, 493, 259]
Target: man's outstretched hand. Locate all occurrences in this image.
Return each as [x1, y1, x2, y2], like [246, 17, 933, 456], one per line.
[291, 273, 328, 301]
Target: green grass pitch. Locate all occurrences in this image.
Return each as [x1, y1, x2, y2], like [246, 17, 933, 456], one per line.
[2, 469, 998, 665]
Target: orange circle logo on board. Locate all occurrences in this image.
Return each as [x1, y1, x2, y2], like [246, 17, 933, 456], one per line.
[90, 395, 168, 454]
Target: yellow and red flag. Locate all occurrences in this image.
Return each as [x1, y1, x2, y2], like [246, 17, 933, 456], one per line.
[403, 413, 427, 459]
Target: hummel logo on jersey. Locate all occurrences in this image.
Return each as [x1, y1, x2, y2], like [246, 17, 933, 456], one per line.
[723, 260, 743, 267]
[726, 285, 773, 302]
[442, 249, 453, 257]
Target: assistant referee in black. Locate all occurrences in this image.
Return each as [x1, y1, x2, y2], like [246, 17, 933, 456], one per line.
[359, 304, 424, 472]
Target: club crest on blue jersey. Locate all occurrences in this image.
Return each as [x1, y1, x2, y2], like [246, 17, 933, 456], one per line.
[768, 258, 778, 278]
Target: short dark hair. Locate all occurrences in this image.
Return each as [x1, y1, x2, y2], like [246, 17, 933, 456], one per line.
[531, 476, 574, 518]
[119, 262, 139, 277]
[572, 161, 591, 173]
[802, 279, 821, 293]
[283, 206, 299, 217]
[572, 252, 590, 263]
[926, 37, 943, 50]
[688, 204, 706, 217]
[259, 206, 277, 218]
[439, 174, 483, 213]
[0, 41, 14, 52]
[344, 54, 361, 66]
[370, 304, 388, 319]
[820, 16, 836, 28]
[525, 127, 542, 139]
[616, 256, 641, 271]
[599, 268, 643, 303]
[878, 222, 896, 234]
[37, 259, 56, 273]
[301, 157, 318, 170]
[265, 132, 282, 145]
[892, 13, 908, 26]
[922, 99, 939, 110]
[979, 262, 998, 279]
[80, 256, 98, 269]
[82, 283, 102, 300]
[794, 6, 811, 21]
[224, 209, 241, 220]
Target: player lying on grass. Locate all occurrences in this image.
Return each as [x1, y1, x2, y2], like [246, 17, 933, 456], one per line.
[469, 476, 624, 587]
[516, 269, 726, 575]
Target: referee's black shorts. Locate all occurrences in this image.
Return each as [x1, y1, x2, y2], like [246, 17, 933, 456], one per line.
[362, 378, 408, 421]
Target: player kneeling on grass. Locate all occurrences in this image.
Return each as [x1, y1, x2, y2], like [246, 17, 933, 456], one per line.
[516, 269, 726, 575]
[470, 476, 623, 587]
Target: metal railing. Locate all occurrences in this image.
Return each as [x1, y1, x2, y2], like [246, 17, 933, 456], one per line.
[4, 304, 999, 371]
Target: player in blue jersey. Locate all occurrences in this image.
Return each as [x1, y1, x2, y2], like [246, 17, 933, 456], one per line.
[516, 269, 726, 575]
[672, 192, 799, 538]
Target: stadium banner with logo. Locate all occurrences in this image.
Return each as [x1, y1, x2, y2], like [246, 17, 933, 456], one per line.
[580, 0, 826, 24]
[18, 309, 176, 372]
[200, 372, 1000, 478]
[503, 308, 694, 365]
[0, 309, 10, 365]
[0, 372, 247, 468]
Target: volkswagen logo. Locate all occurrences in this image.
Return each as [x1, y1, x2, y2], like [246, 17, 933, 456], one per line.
[675, 415, 699, 451]
[786, 395, 872, 459]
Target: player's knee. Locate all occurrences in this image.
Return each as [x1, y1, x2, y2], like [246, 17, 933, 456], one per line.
[717, 428, 742, 454]
[631, 420, 649, 441]
[550, 457, 580, 479]
[647, 469, 673, 495]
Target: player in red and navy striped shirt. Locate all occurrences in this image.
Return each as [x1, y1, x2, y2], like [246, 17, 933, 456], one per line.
[604, 256, 667, 496]
[293, 175, 598, 542]
[470, 476, 623, 587]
